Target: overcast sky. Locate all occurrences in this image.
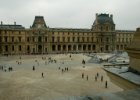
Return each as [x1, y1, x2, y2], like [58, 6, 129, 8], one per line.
[0, 0, 140, 30]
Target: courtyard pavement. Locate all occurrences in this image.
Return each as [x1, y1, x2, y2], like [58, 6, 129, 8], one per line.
[0, 54, 123, 100]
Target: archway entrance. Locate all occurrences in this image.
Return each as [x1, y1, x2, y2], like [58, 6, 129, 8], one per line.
[38, 45, 42, 53]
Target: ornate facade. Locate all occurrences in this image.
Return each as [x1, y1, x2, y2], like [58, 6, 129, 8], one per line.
[0, 13, 134, 55]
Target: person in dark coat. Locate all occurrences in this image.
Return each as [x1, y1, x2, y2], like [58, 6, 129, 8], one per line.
[86, 75, 88, 81]
[42, 72, 44, 78]
[105, 81, 108, 88]
[82, 73, 84, 78]
[33, 66, 35, 71]
[101, 75, 103, 82]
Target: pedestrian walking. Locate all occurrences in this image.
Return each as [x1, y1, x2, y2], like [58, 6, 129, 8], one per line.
[82, 73, 84, 78]
[101, 75, 103, 82]
[86, 75, 88, 81]
[33, 66, 35, 71]
[95, 76, 97, 81]
[42, 72, 44, 78]
[105, 81, 108, 88]
[96, 72, 99, 77]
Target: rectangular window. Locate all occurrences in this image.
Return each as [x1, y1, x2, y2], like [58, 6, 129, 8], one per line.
[106, 37, 109, 42]
[19, 45, 21, 51]
[73, 37, 75, 42]
[87, 37, 89, 42]
[45, 48, 47, 52]
[77, 37, 80, 42]
[68, 37, 70, 42]
[33, 48, 35, 53]
[12, 45, 14, 51]
[92, 37, 94, 42]
[12, 37, 14, 42]
[82, 37, 84, 42]
[5, 45, 8, 52]
[45, 37, 47, 42]
[0, 37, 2, 42]
[18, 37, 21, 42]
[122, 38, 124, 42]
[118, 38, 120, 42]
[32, 37, 35, 42]
[5, 36, 8, 42]
[57, 37, 60, 42]
[63, 37, 65, 42]
[27, 37, 30, 42]
[52, 37, 54, 42]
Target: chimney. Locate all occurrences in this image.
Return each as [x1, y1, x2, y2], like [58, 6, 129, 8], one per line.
[96, 13, 98, 19]
[110, 14, 113, 19]
[136, 28, 140, 32]
[14, 22, 16, 25]
[1, 21, 3, 25]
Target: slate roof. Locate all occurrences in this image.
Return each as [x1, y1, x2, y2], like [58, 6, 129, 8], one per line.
[93, 14, 114, 25]
[0, 24, 25, 29]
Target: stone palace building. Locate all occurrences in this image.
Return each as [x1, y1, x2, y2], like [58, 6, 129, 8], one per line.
[0, 13, 134, 55]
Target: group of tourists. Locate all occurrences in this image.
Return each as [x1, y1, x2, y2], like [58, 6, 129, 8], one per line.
[59, 67, 69, 74]
[82, 72, 108, 88]
[0, 65, 13, 72]
[16, 61, 22, 65]
[1, 54, 109, 89]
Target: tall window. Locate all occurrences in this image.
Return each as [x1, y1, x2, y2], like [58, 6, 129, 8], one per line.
[101, 26, 103, 31]
[57, 37, 60, 42]
[52, 37, 54, 42]
[106, 37, 109, 42]
[73, 37, 75, 42]
[87, 37, 89, 42]
[82, 37, 84, 42]
[92, 37, 94, 42]
[0, 37, 2, 42]
[38, 36, 42, 42]
[12, 45, 14, 51]
[5, 45, 8, 52]
[12, 37, 14, 42]
[27, 37, 30, 42]
[68, 37, 70, 42]
[101, 38, 103, 42]
[106, 26, 109, 31]
[5, 36, 8, 42]
[45, 37, 47, 42]
[77, 37, 80, 42]
[18, 37, 21, 42]
[19, 45, 21, 51]
[122, 38, 124, 42]
[32, 37, 35, 42]
[63, 37, 65, 42]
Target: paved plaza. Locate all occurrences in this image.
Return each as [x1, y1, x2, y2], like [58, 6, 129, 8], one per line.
[0, 54, 123, 100]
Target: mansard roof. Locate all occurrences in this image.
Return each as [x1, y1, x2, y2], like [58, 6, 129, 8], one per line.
[32, 16, 47, 28]
[116, 30, 135, 33]
[0, 24, 25, 29]
[93, 13, 114, 25]
[49, 28, 91, 32]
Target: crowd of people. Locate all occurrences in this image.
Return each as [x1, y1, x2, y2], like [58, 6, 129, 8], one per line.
[82, 72, 108, 88]
[0, 65, 13, 72]
[0, 54, 109, 89]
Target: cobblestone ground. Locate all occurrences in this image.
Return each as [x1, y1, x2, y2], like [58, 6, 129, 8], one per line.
[0, 54, 123, 100]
